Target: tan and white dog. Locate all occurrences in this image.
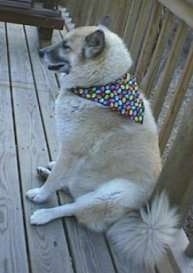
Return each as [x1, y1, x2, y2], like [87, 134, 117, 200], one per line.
[26, 20, 178, 267]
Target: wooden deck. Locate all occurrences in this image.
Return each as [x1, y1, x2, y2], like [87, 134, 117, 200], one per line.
[1, 22, 192, 273]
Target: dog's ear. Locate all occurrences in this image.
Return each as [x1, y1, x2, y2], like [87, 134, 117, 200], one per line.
[83, 30, 105, 59]
[99, 16, 111, 28]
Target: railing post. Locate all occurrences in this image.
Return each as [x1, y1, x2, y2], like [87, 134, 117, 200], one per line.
[36, 0, 59, 48]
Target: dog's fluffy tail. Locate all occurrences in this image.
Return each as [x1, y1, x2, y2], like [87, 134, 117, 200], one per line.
[107, 192, 179, 268]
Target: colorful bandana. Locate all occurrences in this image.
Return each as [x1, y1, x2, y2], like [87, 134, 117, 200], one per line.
[70, 73, 145, 124]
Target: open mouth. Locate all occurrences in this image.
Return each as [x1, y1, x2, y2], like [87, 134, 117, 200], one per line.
[48, 63, 65, 71]
[47, 61, 71, 74]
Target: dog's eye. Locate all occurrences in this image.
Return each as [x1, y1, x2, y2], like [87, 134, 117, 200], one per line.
[63, 41, 71, 52]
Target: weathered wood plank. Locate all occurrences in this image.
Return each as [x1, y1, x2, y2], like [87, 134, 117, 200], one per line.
[152, 21, 188, 120]
[63, 217, 117, 273]
[92, 0, 113, 32]
[159, 44, 193, 153]
[25, 27, 117, 273]
[24, 26, 59, 154]
[0, 22, 29, 273]
[158, 0, 193, 29]
[7, 23, 73, 273]
[142, 10, 174, 97]
[123, 1, 142, 47]
[78, 0, 95, 26]
[136, 1, 162, 81]
[129, 0, 154, 71]
[99, 0, 131, 36]
[62, 0, 131, 35]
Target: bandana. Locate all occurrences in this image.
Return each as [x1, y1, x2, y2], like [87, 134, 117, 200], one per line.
[70, 73, 145, 124]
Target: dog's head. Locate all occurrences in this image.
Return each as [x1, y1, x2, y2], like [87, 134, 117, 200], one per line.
[40, 20, 132, 88]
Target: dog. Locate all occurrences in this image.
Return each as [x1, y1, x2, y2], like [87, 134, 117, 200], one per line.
[26, 19, 178, 268]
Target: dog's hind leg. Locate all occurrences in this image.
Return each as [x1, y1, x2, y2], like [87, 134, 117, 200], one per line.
[30, 179, 146, 228]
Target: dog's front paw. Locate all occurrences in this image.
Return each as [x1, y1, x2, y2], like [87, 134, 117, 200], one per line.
[37, 166, 51, 181]
[30, 209, 53, 225]
[26, 188, 50, 203]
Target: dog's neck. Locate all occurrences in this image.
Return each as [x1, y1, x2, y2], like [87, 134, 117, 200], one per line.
[70, 73, 145, 124]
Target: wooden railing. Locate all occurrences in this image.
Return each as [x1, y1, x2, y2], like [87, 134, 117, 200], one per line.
[62, 0, 193, 271]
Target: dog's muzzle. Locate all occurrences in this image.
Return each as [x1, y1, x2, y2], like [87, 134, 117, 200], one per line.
[39, 48, 71, 74]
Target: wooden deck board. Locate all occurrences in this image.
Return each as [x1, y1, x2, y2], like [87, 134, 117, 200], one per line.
[0, 22, 29, 273]
[5, 23, 73, 273]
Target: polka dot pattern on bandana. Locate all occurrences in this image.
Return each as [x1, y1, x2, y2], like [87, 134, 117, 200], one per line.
[70, 73, 145, 124]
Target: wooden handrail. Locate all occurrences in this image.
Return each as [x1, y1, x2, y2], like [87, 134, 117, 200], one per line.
[158, 0, 193, 29]
[0, 0, 31, 9]
[0, 6, 64, 29]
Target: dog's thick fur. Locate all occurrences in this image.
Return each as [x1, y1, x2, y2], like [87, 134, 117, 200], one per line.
[26, 24, 178, 267]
